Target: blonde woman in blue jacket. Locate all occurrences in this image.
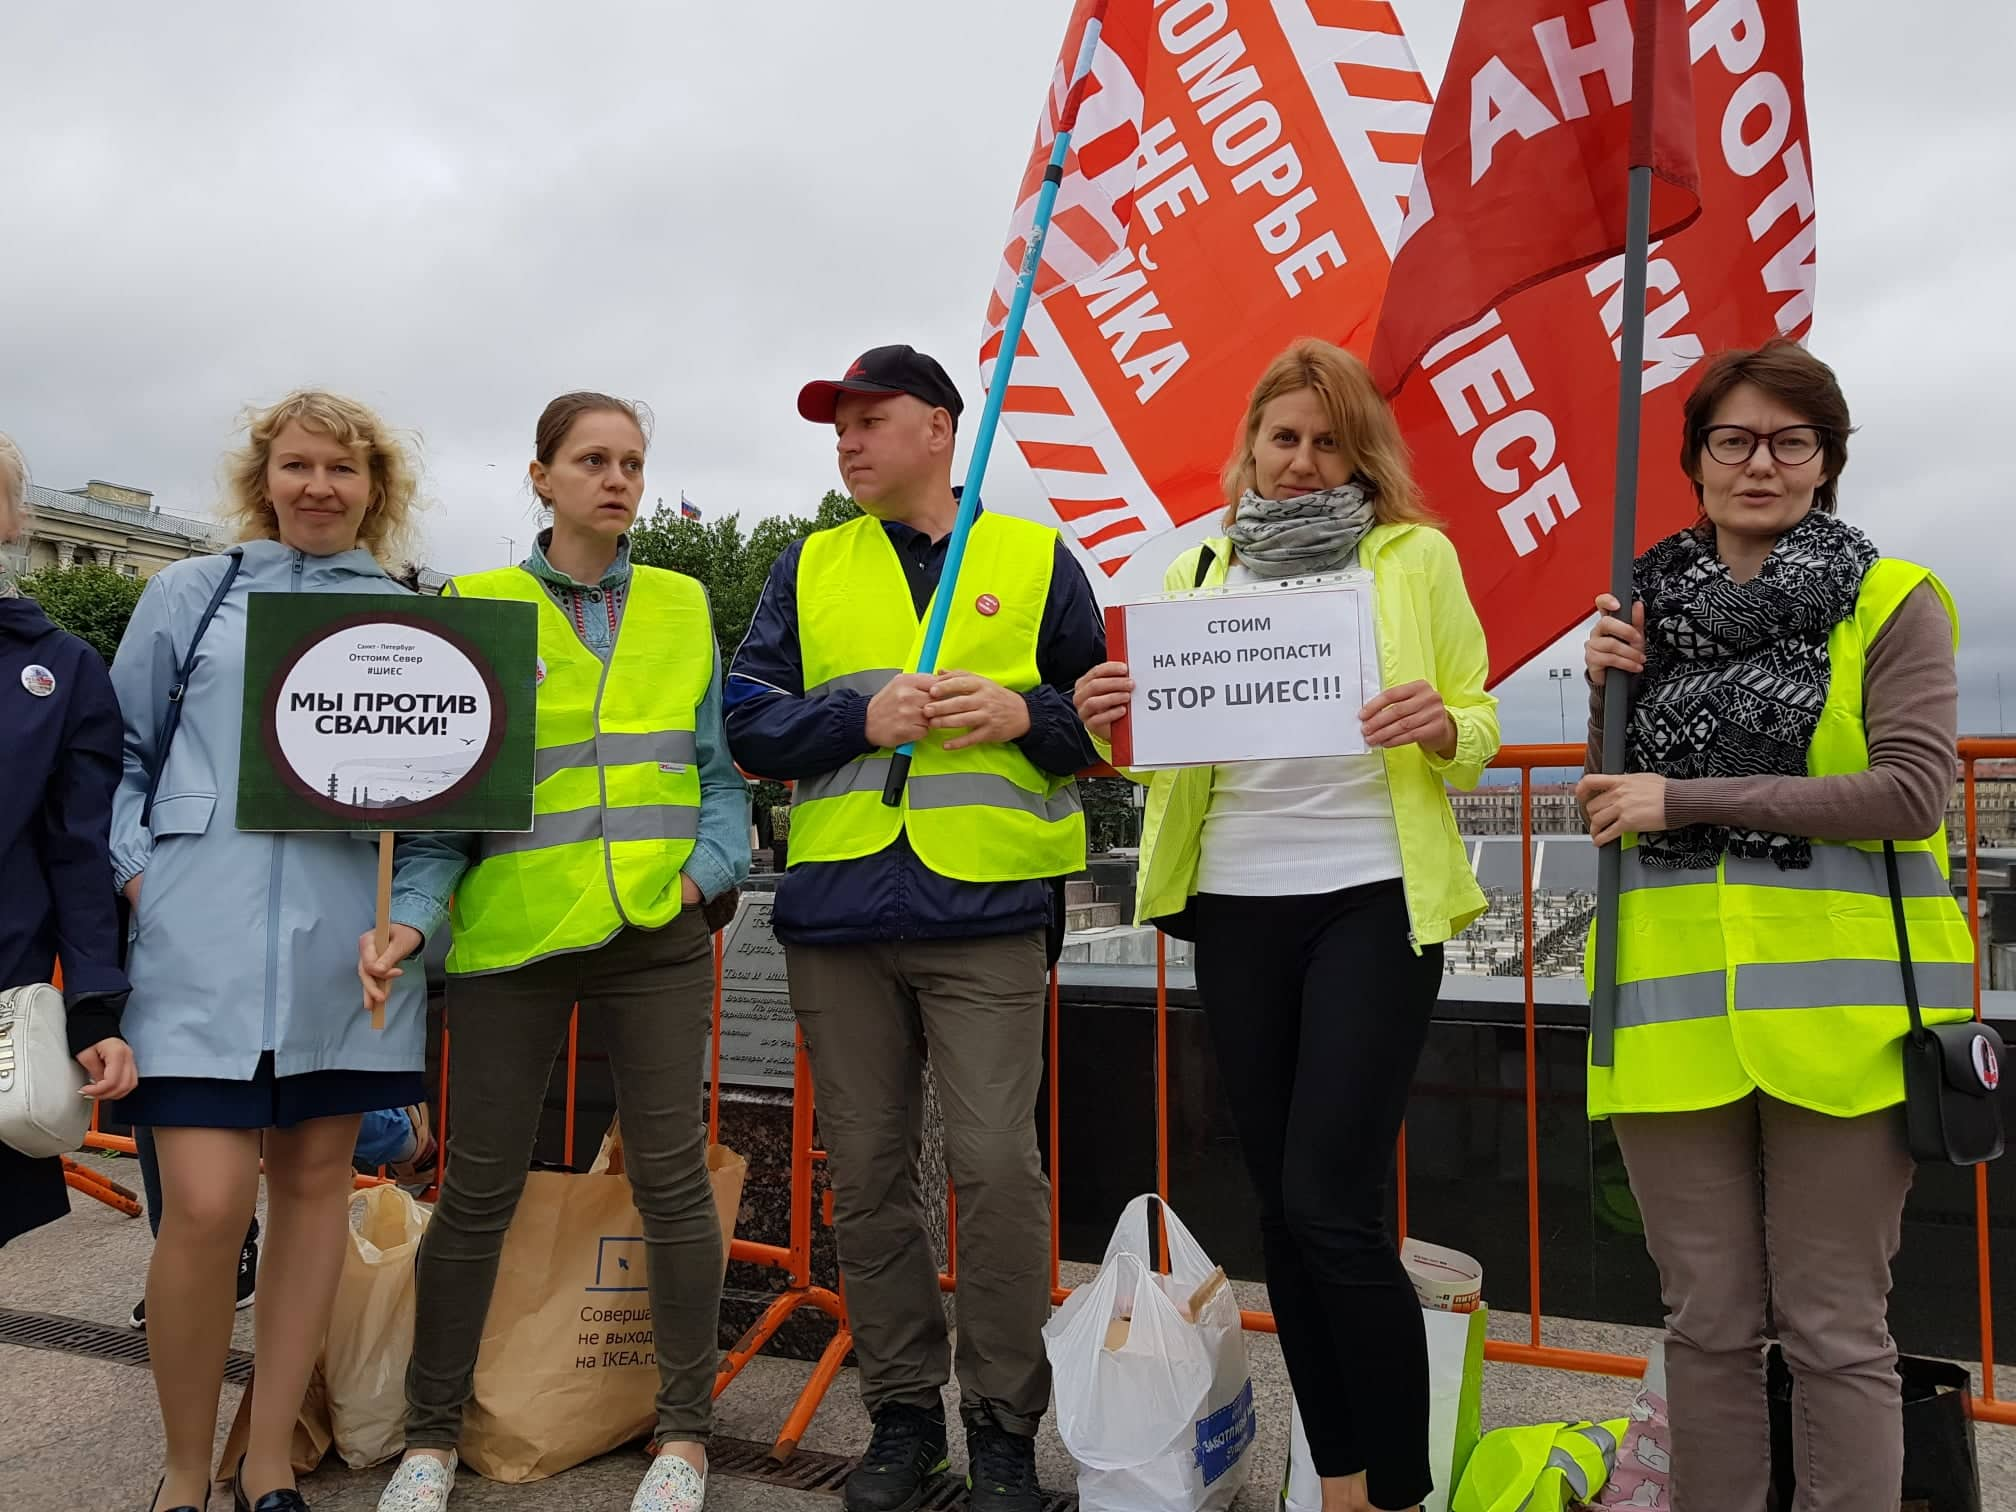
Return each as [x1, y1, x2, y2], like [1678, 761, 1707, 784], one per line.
[1076, 341, 1498, 1512]
[110, 393, 451, 1512]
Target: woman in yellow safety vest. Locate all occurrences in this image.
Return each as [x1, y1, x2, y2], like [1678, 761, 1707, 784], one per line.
[1577, 340, 1972, 1512]
[365, 393, 750, 1512]
[1076, 340, 1500, 1512]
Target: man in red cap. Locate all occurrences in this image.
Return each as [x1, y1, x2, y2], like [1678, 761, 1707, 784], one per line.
[728, 344, 1104, 1512]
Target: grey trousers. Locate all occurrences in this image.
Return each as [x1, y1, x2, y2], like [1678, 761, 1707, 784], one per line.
[404, 912, 723, 1448]
[785, 930, 1052, 1435]
[1614, 1093, 1916, 1512]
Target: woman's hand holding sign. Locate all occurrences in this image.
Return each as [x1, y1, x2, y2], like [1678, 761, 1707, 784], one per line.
[1073, 660, 1134, 736]
[358, 923, 424, 1014]
[1361, 681, 1456, 759]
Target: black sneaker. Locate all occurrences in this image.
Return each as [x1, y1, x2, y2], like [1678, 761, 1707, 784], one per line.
[128, 1297, 146, 1330]
[963, 1408, 1041, 1512]
[843, 1402, 948, 1512]
[235, 1237, 258, 1309]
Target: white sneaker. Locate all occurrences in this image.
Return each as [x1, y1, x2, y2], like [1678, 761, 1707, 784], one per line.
[376, 1449, 456, 1512]
[630, 1449, 707, 1512]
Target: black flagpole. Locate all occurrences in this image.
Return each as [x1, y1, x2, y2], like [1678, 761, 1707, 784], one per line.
[1590, 2, 1665, 1068]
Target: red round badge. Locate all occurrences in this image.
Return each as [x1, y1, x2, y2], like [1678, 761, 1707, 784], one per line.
[975, 593, 1000, 617]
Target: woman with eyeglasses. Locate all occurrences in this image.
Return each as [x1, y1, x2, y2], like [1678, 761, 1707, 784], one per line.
[1577, 340, 1973, 1511]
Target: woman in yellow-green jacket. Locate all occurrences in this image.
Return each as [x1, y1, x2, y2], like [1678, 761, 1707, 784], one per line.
[1076, 340, 1498, 1512]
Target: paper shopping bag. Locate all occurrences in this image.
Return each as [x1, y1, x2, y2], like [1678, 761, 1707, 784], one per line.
[460, 1129, 745, 1482]
[590, 1119, 747, 1280]
[323, 1183, 430, 1468]
[215, 1365, 333, 1482]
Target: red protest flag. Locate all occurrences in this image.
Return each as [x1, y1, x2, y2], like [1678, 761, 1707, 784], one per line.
[985, 0, 1433, 597]
[1376, 0, 1816, 683]
[1370, 0, 1699, 395]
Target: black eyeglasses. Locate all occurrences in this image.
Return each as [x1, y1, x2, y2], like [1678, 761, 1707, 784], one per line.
[1699, 424, 1826, 467]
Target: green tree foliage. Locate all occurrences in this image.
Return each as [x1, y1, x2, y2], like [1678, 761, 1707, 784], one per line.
[19, 563, 147, 663]
[628, 490, 860, 653]
[1081, 776, 1141, 853]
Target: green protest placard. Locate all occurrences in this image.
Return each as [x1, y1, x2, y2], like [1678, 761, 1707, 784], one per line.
[237, 593, 537, 834]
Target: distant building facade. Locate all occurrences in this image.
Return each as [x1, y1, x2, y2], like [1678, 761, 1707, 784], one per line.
[8, 480, 226, 578]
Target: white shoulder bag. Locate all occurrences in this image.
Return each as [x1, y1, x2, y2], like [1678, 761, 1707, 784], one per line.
[0, 983, 89, 1158]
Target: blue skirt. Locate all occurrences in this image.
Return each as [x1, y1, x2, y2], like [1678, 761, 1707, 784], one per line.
[116, 1052, 425, 1131]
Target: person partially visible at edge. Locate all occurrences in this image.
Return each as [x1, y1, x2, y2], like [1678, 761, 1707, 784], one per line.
[0, 431, 136, 1249]
[1577, 339, 1970, 1512]
[725, 344, 1105, 1512]
[108, 392, 442, 1512]
[371, 392, 750, 1512]
[1074, 339, 1500, 1512]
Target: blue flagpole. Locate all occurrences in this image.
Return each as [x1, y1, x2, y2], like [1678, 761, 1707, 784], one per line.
[881, 5, 1108, 807]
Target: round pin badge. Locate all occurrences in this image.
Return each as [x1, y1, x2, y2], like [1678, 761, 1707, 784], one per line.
[975, 593, 1001, 617]
[20, 664, 56, 698]
[534, 656, 548, 687]
[1974, 1034, 2001, 1093]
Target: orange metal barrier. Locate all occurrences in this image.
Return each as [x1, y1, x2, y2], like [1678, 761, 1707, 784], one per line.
[60, 737, 2009, 1448]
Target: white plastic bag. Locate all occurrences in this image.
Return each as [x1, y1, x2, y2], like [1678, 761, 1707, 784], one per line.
[322, 1183, 430, 1468]
[1283, 1303, 1489, 1512]
[1044, 1195, 1256, 1511]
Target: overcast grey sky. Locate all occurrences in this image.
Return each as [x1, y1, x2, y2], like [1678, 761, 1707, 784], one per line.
[2, 2, 2008, 744]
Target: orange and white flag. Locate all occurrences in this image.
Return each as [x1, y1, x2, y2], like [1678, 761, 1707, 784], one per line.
[985, 0, 1431, 601]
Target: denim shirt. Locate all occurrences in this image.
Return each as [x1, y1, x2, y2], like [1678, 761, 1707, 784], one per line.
[395, 531, 751, 933]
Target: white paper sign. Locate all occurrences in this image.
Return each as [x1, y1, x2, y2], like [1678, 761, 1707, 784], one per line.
[1113, 574, 1380, 768]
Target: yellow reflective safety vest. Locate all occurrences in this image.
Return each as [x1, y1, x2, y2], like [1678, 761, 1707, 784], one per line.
[789, 511, 1085, 883]
[1590, 560, 1975, 1118]
[442, 564, 713, 975]
[1451, 1419, 1626, 1512]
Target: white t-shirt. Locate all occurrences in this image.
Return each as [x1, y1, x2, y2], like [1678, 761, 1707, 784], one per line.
[1193, 561, 1404, 896]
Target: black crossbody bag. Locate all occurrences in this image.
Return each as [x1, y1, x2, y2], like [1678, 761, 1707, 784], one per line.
[1884, 841, 2006, 1166]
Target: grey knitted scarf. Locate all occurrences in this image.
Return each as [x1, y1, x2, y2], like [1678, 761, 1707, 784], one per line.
[1224, 479, 1377, 579]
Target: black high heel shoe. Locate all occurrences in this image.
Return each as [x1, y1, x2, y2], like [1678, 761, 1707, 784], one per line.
[231, 1457, 310, 1512]
[146, 1476, 208, 1512]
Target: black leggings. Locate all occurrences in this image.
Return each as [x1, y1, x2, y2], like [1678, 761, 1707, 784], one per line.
[1192, 880, 1440, 1510]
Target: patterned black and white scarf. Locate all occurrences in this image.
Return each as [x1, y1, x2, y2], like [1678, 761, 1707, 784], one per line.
[1628, 510, 1878, 871]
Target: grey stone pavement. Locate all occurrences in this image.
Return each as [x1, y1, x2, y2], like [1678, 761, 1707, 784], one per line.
[4, 1177, 2010, 1511]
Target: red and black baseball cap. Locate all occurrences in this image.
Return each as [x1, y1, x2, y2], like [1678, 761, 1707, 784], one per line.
[797, 344, 965, 429]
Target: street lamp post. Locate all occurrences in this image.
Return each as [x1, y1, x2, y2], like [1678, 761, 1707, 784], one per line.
[499, 536, 517, 565]
[1548, 666, 1575, 745]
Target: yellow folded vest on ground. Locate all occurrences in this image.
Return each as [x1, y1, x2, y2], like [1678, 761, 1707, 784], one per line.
[1451, 1418, 1627, 1512]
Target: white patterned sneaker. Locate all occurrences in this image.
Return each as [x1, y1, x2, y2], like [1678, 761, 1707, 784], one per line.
[630, 1449, 707, 1512]
[375, 1449, 457, 1512]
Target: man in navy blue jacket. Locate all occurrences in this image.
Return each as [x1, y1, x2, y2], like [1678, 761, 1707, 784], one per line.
[728, 345, 1103, 1512]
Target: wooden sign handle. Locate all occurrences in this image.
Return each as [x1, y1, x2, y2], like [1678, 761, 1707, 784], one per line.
[370, 830, 392, 1031]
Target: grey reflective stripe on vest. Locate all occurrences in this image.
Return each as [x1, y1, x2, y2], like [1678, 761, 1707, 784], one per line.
[534, 729, 699, 783]
[606, 804, 700, 843]
[1735, 957, 1976, 1012]
[480, 802, 697, 857]
[1726, 846, 1948, 899]
[1568, 1422, 1619, 1470]
[806, 668, 903, 699]
[795, 757, 895, 804]
[1512, 1447, 1591, 1511]
[1621, 846, 1948, 899]
[906, 771, 1084, 823]
[1617, 970, 1726, 1029]
[795, 763, 1083, 824]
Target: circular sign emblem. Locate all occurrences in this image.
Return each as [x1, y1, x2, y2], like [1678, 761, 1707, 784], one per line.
[534, 655, 548, 687]
[20, 663, 56, 698]
[263, 612, 505, 822]
[975, 593, 1001, 617]
[1975, 1034, 2002, 1093]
